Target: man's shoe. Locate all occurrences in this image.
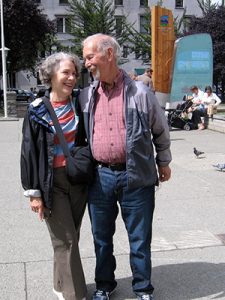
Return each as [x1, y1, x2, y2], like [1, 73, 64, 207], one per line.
[92, 289, 114, 300]
[137, 294, 154, 300]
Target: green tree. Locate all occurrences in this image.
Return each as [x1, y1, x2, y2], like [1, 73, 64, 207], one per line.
[128, 6, 151, 62]
[1, 0, 55, 75]
[68, 0, 134, 57]
[174, 7, 187, 37]
[186, 5, 225, 99]
[130, 1, 187, 63]
[197, 0, 217, 15]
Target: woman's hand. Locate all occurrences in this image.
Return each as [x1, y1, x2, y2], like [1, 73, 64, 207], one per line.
[30, 197, 44, 221]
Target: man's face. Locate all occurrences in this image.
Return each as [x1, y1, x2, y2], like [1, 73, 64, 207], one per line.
[146, 70, 152, 78]
[83, 41, 110, 81]
[192, 88, 198, 95]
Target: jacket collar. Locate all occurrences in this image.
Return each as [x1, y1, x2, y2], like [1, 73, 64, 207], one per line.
[28, 88, 52, 130]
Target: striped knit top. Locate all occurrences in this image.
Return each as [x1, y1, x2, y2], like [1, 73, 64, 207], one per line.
[47, 99, 79, 168]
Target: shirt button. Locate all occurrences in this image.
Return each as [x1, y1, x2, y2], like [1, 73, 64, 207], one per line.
[111, 143, 114, 146]
[109, 112, 112, 116]
[110, 128, 112, 131]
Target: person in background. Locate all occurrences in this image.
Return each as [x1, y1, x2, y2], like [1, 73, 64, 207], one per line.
[20, 52, 87, 300]
[137, 67, 155, 92]
[36, 88, 47, 98]
[190, 85, 204, 104]
[80, 33, 171, 300]
[28, 87, 35, 102]
[127, 71, 137, 81]
[202, 85, 221, 117]
[189, 85, 206, 130]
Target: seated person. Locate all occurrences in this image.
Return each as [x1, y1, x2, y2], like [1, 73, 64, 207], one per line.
[190, 85, 204, 104]
[189, 85, 205, 130]
[202, 85, 221, 117]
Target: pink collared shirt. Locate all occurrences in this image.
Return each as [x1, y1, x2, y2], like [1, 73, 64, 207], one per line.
[92, 70, 126, 164]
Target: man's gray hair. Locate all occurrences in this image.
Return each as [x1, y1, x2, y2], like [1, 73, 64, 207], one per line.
[82, 34, 121, 64]
[39, 52, 81, 86]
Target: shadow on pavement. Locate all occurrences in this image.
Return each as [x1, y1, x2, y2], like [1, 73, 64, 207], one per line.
[170, 138, 185, 141]
[87, 262, 225, 300]
[152, 262, 225, 299]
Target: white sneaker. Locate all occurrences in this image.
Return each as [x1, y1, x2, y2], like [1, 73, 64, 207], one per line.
[53, 288, 65, 300]
[53, 288, 86, 300]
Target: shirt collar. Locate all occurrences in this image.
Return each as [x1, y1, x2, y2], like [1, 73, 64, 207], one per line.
[100, 69, 123, 92]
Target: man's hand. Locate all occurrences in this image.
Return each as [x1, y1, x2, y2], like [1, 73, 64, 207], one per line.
[158, 165, 171, 182]
[30, 197, 44, 221]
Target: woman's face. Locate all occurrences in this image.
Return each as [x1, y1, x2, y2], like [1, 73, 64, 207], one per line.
[51, 59, 77, 98]
[206, 90, 212, 96]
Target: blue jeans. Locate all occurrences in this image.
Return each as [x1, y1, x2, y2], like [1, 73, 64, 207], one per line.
[88, 166, 155, 294]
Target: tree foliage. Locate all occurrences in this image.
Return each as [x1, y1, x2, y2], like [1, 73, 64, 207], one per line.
[197, 0, 217, 15]
[68, 0, 133, 57]
[185, 5, 225, 98]
[1, 0, 55, 74]
[128, 6, 151, 62]
[129, 1, 189, 63]
[174, 7, 187, 37]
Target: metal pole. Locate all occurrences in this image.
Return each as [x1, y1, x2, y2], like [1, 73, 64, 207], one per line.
[0, 0, 7, 118]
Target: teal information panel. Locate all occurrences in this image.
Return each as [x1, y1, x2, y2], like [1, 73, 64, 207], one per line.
[170, 33, 213, 103]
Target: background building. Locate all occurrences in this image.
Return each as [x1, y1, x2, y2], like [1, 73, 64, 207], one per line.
[17, 0, 203, 89]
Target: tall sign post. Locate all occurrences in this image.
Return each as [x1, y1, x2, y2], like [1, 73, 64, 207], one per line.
[0, 0, 8, 118]
[151, 6, 175, 107]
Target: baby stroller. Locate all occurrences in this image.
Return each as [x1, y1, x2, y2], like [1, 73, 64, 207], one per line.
[166, 98, 195, 131]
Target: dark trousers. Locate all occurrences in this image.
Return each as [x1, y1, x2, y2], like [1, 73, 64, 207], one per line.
[191, 109, 207, 128]
[88, 167, 155, 294]
[46, 167, 87, 300]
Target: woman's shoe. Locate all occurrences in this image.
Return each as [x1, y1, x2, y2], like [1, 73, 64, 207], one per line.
[53, 288, 65, 300]
[53, 288, 86, 300]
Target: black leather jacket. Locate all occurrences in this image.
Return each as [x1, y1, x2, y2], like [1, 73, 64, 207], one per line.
[20, 90, 85, 208]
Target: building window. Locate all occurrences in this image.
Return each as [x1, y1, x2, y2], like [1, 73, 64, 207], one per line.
[140, 15, 148, 34]
[175, 0, 184, 8]
[34, 0, 41, 3]
[59, 0, 69, 4]
[115, 16, 124, 37]
[140, 0, 148, 6]
[56, 17, 71, 33]
[115, 0, 123, 6]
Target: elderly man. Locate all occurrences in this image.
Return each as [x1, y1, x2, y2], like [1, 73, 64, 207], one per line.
[80, 34, 172, 300]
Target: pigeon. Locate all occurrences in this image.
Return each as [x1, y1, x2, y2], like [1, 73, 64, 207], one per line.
[193, 147, 204, 158]
[213, 163, 225, 172]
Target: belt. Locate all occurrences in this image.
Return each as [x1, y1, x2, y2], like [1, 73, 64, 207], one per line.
[96, 161, 126, 171]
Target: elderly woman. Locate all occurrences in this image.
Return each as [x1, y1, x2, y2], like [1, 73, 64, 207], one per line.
[20, 52, 87, 300]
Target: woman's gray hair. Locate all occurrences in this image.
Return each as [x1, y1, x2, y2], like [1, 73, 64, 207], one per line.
[39, 52, 81, 86]
[82, 34, 121, 64]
